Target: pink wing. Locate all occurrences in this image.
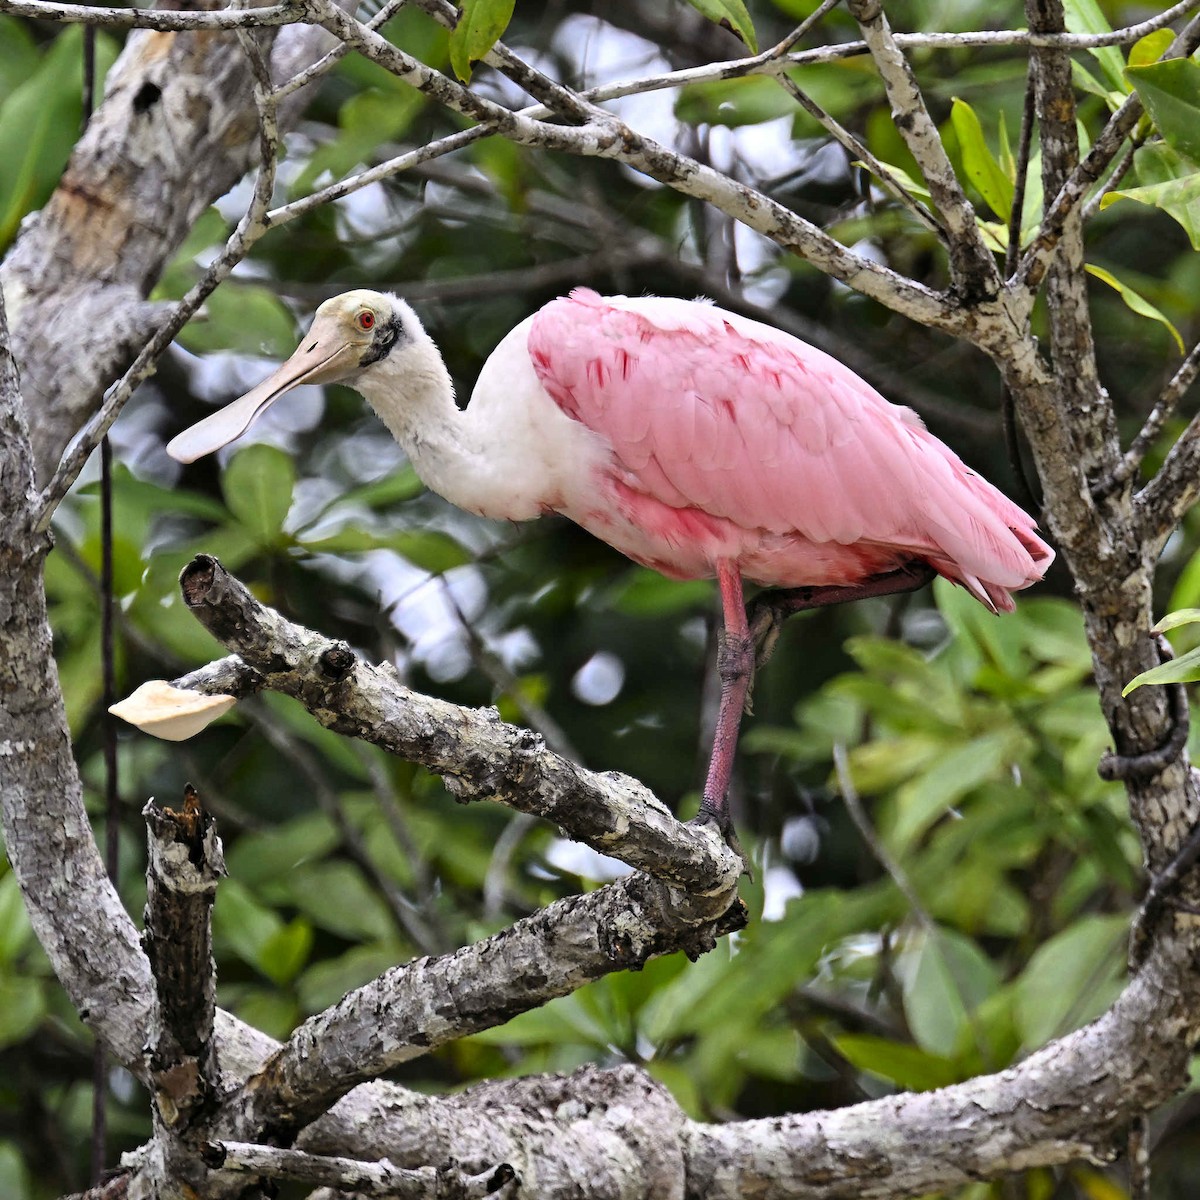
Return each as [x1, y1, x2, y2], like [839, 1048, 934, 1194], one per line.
[528, 289, 1052, 612]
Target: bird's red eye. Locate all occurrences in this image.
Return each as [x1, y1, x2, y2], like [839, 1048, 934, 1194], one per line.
[357, 311, 376, 331]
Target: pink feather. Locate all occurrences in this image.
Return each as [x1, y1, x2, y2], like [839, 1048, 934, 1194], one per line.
[527, 289, 1053, 612]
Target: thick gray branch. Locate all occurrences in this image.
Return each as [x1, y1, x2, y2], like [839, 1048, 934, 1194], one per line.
[143, 789, 224, 1133]
[1024, 0, 1113, 484]
[207, 1141, 513, 1198]
[218, 873, 744, 1145]
[176, 554, 741, 894]
[294, 927, 1200, 1200]
[0, 286, 154, 1073]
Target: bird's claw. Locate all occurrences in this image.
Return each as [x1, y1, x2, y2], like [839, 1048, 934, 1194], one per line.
[692, 805, 754, 881]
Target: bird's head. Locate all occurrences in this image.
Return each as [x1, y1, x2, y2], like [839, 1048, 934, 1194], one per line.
[166, 289, 420, 463]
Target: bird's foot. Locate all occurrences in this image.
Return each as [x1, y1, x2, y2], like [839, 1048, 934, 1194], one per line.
[693, 802, 753, 881]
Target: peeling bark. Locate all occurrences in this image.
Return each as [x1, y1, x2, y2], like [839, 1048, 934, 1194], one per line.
[1, 6, 337, 483]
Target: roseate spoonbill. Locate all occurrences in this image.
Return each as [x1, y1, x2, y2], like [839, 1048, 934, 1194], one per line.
[167, 288, 1053, 852]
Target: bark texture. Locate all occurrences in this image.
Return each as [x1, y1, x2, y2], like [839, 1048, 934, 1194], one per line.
[5, 3, 1200, 1198]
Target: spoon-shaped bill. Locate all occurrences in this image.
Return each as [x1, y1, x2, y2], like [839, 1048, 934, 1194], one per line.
[166, 330, 358, 464]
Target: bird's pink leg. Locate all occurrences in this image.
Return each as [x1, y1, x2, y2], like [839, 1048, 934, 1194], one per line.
[696, 561, 938, 862]
[696, 562, 755, 853]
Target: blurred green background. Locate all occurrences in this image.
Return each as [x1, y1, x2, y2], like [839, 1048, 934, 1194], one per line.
[4, 0, 1200, 1195]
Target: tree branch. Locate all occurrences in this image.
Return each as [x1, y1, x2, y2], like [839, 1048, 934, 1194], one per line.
[1023, 0, 1114, 486]
[142, 789, 223, 1133]
[206, 1140, 514, 1198]
[2, 1, 338, 485]
[1013, 13, 1200, 301]
[845, 0, 1000, 299]
[1132, 339, 1200, 540]
[306, 0, 967, 337]
[174, 555, 741, 893]
[218, 875, 744, 1144]
[0, 286, 155, 1075]
[35, 23, 283, 527]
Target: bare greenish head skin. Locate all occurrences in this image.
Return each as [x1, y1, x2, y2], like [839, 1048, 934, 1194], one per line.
[166, 290, 407, 464]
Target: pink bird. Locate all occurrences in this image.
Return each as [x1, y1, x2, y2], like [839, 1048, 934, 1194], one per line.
[167, 287, 1054, 852]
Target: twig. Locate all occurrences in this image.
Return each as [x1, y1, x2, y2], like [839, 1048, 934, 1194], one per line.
[771, 73, 945, 239]
[5, 0, 1196, 45]
[35, 27, 283, 530]
[274, 0, 409, 101]
[761, 0, 844, 58]
[483, 812, 539, 919]
[298, 0, 959, 335]
[1081, 138, 1139, 224]
[845, 0, 1000, 298]
[1013, 13, 1200, 302]
[1128, 1115, 1151, 1200]
[1109, 337, 1200, 495]
[831, 745, 933, 930]
[206, 1140, 516, 1198]
[441, 579, 579, 760]
[0, 0, 300, 28]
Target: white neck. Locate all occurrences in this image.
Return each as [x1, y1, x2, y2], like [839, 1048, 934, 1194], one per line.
[355, 333, 539, 520]
[352, 311, 600, 524]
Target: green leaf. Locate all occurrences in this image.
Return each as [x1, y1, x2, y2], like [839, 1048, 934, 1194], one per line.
[950, 98, 1014, 221]
[231, 989, 300, 1041]
[832, 1033, 960, 1091]
[1102, 143, 1200, 249]
[888, 731, 1022, 852]
[285, 861, 394, 941]
[0, 1140, 32, 1200]
[176, 283, 298, 358]
[683, 0, 758, 51]
[676, 76, 797, 128]
[1122, 643, 1200, 694]
[1151, 608, 1200, 634]
[214, 879, 285, 971]
[997, 109, 1015, 180]
[1127, 29, 1175, 70]
[222, 444, 296, 546]
[1126, 57, 1200, 163]
[606, 569, 713, 616]
[1014, 914, 1127, 1045]
[81, 462, 229, 523]
[449, 0, 517, 81]
[0, 28, 119, 247]
[896, 927, 999, 1057]
[305, 465, 424, 524]
[0, 874, 33, 966]
[0, 977, 44, 1049]
[299, 527, 469, 572]
[1085, 263, 1184, 353]
[1063, 0, 1126, 94]
[0, 18, 37, 98]
[297, 943, 406, 1013]
[291, 86, 425, 196]
[224, 812, 340, 888]
[258, 918, 314, 986]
